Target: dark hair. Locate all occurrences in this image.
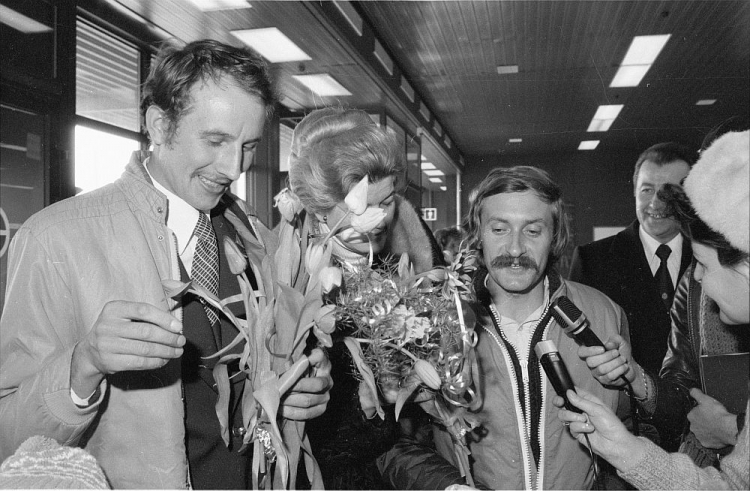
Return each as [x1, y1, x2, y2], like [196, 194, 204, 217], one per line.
[140, 39, 278, 143]
[288, 107, 405, 214]
[434, 227, 463, 250]
[463, 166, 571, 267]
[633, 142, 697, 189]
[659, 184, 748, 267]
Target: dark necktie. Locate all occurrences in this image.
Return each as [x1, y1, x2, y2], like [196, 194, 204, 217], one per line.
[192, 212, 220, 325]
[655, 244, 674, 310]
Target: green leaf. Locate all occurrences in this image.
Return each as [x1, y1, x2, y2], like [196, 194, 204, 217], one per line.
[213, 363, 231, 447]
[343, 337, 384, 420]
[394, 380, 421, 421]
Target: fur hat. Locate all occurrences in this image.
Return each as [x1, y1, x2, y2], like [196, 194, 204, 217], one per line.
[0, 436, 109, 489]
[684, 130, 749, 253]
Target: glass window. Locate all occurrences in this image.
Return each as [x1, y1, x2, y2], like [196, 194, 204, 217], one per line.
[74, 125, 140, 195]
[76, 18, 141, 132]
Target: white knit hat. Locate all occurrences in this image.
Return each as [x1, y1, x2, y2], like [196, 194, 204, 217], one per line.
[683, 130, 750, 254]
[0, 436, 109, 489]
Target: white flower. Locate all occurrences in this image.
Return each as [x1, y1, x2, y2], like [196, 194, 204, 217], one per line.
[273, 188, 303, 222]
[319, 266, 342, 294]
[350, 207, 386, 233]
[345, 176, 369, 215]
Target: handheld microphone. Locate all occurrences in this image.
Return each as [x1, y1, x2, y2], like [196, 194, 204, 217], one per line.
[550, 296, 605, 348]
[535, 340, 581, 413]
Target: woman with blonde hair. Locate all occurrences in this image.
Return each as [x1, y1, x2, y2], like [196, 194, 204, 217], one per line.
[281, 107, 445, 489]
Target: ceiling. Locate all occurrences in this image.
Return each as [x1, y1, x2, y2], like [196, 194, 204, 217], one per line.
[101, 1, 750, 177]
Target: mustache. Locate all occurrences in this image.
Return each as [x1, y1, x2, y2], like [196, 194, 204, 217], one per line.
[489, 254, 539, 271]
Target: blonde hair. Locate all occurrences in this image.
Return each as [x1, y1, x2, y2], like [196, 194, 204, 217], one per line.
[288, 107, 404, 214]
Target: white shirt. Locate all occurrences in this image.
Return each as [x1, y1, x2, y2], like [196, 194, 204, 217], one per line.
[145, 159, 205, 273]
[494, 278, 550, 385]
[639, 227, 683, 288]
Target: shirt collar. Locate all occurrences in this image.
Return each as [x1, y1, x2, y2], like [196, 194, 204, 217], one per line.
[639, 226, 683, 263]
[144, 158, 201, 254]
[497, 276, 550, 329]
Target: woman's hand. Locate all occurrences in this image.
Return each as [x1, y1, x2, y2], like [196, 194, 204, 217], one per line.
[688, 388, 739, 448]
[554, 386, 647, 472]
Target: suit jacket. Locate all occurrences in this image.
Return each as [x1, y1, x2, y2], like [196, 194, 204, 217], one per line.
[569, 220, 692, 374]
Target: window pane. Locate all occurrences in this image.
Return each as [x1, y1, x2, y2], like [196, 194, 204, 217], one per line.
[75, 125, 139, 194]
[76, 18, 140, 132]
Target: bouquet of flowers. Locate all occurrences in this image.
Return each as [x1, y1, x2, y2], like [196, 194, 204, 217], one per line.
[333, 248, 483, 486]
[162, 202, 323, 490]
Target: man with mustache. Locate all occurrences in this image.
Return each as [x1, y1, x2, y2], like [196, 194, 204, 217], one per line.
[379, 166, 630, 489]
[569, 142, 695, 450]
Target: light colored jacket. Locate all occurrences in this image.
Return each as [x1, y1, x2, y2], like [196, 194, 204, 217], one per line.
[433, 274, 629, 490]
[0, 151, 272, 488]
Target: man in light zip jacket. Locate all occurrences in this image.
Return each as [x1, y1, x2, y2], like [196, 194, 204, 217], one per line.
[379, 166, 630, 489]
[0, 40, 332, 488]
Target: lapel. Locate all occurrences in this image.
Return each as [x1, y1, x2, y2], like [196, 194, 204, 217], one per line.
[610, 221, 655, 286]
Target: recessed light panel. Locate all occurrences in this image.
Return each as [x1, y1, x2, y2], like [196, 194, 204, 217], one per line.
[578, 140, 600, 150]
[587, 105, 623, 132]
[610, 34, 670, 87]
[440, 186, 447, 191]
[421, 162, 436, 170]
[0, 5, 52, 33]
[231, 27, 311, 63]
[509, 138, 522, 143]
[496, 65, 519, 75]
[188, 0, 250, 10]
[696, 99, 717, 106]
[423, 170, 445, 176]
[429, 177, 443, 183]
[292, 74, 352, 97]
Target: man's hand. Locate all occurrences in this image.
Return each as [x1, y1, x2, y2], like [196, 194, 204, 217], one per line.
[71, 300, 185, 399]
[279, 348, 333, 421]
[688, 388, 738, 448]
[577, 334, 637, 389]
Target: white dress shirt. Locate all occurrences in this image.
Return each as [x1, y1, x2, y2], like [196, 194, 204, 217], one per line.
[639, 227, 683, 288]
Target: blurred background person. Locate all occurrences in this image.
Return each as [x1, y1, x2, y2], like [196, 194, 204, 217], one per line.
[434, 226, 465, 262]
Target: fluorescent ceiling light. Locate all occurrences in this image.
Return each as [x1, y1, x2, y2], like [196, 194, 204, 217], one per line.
[509, 138, 522, 143]
[429, 177, 443, 183]
[231, 28, 310, 63]
[188, 0, 250, 10]
[440, 186, 447, 191]
[587, 104, 623, 132]
[423, 170, 445, 176]
[696, 99, 717, 106]
[497, 65, 519, 75]
[610, 34, 670, 87]
[610, 64, 652, 88]
[292, 74, 351, 97]
[578, 140, 600, 150]
[0, 5, 52, 33]
[421, 162, 436, 170]
[621, 34, 671, 66]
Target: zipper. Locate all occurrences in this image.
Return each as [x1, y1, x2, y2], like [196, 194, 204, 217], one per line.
[485, 307, 534, 490]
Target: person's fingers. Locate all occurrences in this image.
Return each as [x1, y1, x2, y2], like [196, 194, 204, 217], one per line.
[689, 387, 711, 404]
[289, 374, 332, 395]
[105, 336, 184, 360]
[578, 345, 606, 359]
[106, 300, 182, 333]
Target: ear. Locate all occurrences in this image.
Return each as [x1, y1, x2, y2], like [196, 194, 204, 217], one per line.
[145, 105, 169, 146]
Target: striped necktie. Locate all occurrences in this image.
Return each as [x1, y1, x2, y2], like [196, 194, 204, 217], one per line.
[191, 212, 220, 325]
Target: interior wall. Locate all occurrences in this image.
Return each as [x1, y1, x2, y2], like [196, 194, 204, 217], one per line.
[462, 149, 644, 250]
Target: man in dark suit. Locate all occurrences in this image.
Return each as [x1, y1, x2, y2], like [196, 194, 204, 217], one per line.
[569, 142, 696, 376]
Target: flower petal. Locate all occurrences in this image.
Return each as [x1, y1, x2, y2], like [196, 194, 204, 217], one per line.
[319, 266, 342, 294]
[344, 176, 369, 215]
[273, 188, 303, 222]
[223, 237, 247, 275]
[350, 207, 386, 233]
